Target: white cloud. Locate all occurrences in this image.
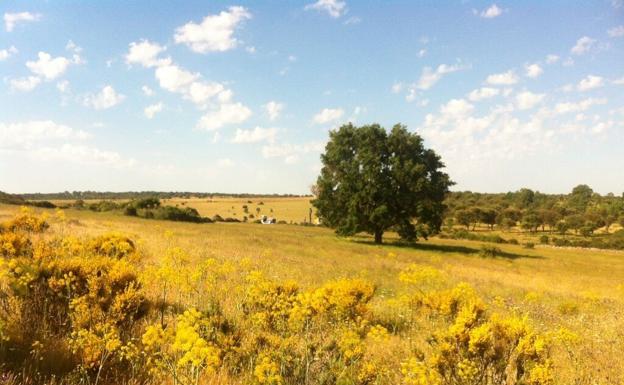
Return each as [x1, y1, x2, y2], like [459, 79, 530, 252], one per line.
[83, 85, 126, 110]
[343, 16, 361, 25]
[262, 141, 324, 164]
[264, 101, 284, 121]
[56, 80, 69, 93]
[480, 4, 503, 18]
[10, 76, 41, 92]
[467, 87, 500, 102]
[0, 120, 88, 149]
[418, 49, 427, 58]
[554, 98, 607, 114]
[33, 144, 134, 168]
[154, 64, 199, 93]
[515, 91, 545, 110]
[440, 99, 474, 117]
[525, 63, 543, 78]
[187, 81, 227, 105]
[144, 102, 163, 119]
[126, 40, 169, 68]
[613, 77, 624, 85]
[577, 75, 604, 91]
[391, 82, 403, 93]
[0, 46, 18, 61]
[545, 54, 559, 64]
[416, 63, 465, 90]
[26, 52, 71, 80]
[313, 107, 344, 124]
[197, 103, 252, 131]
[142, 85, 154, 96]
[174, 6, 251, 53]
[608, 25, 624, 38]
[486, 70, 518, 85]
[304, 0, 347, 18]
[571, 36, 596, 55]
[4, 12, 41, 32]
[232, 126, 278, 143]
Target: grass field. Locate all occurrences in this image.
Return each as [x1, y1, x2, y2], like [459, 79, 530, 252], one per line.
[0, 203, 622, 384]
[161, 196, 317, 223]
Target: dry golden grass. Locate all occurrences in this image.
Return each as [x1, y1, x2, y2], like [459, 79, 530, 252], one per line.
[160, 196, 315, 223]
[1, 202, 623, 384]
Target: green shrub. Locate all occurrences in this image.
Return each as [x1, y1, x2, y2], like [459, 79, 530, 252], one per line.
[539, 235, 549, 244]
[479, 244, 502, 258]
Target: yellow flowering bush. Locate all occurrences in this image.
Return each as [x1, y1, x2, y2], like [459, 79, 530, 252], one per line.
[2, 207, 49, 233]
[141, 308, 222, 385]
[403, 301, 553, 385]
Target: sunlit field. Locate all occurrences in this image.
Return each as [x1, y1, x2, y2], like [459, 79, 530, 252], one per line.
[160, 197, 316, 224]
[1, 203, 622, 385]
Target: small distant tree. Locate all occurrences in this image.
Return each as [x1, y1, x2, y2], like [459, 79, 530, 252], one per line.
[312, 123, 452, 244]
[565, 214, 585, 234]
[455, 209, 473, 230]
[478, 208, 497, 230]
[521, 212, 540, 233]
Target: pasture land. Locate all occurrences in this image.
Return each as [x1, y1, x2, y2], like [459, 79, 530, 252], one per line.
[0, 203, 622, 385]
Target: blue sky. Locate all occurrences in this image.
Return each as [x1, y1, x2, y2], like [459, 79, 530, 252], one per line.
[1, 1, 623, 194]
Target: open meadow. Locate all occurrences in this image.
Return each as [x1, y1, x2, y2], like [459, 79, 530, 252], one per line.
[1, 202, 622, 385]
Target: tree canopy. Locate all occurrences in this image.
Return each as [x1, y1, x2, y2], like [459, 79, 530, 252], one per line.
[312, 123, 452, 243]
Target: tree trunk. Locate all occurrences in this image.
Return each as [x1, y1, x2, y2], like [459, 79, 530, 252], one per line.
[374, 230, 383, 244]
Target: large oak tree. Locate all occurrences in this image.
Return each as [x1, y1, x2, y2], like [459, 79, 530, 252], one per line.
[312, 123, 452, 244]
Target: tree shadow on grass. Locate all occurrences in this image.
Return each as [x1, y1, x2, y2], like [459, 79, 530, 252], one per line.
[351, 238, 544, 260]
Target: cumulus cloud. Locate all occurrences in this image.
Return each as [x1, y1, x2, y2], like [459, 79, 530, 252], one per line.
[26, 52, 71, 80]
[4, 12, 41, 32]
[545, 54, 559, 64]
[197, 103, 252, 131]
[479, 4, 503, 18]
[0, 46, 18, 61]
[577, 75, 603, 91]
[9, 76, 41, 92]
[144, 102, 163, 119]
[174, 6, 251, 53]
[525, 63, 543, 78]
[313, 108, 344, 124]
[416, 63, 465, 90]
[142, 85, 154, 96]
[56, 80, 69, 93]
[571, 36, 596, 55]
[264, 101, 284, 121]
[83, 85, 126, 110]
[126, 40, 169, 68]
[486, 70, 518, 85]
[0, 121, 131, 169]
[467, 87, 500, 102]
[125, 38, 251, 131]
[304, 0, 347, 18]
[232, 126, 278, 143]
[440, 99, 474, 117]
[608, 25, 624, 38]
[262, 141, 324, 164]
[154, 64, 199, 93]
[515, 91, 545, 110]
[554, 98, 607, 114]
[0, 120, 88, 150]
[33, 144, 135, 168]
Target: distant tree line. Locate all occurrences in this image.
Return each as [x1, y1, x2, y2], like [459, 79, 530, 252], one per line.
[17, 191, 310, 201]
[445, 184, 624, 237]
